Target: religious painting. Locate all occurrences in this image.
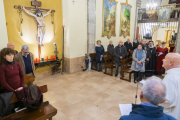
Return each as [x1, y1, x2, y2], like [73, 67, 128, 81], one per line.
[158, 6, 172, 22]
[102, 0, 118, 39]
[120, 0, 132, 38]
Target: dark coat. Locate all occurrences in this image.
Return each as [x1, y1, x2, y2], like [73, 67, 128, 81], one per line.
[107, 44, 114, 56]
[15, 86, 43, 110]
[120, 104, 176, 120]
[124, 41, 132, 52]
[95, 45, 105, 63]
[114, 45, 127, 63]
[0, 92, 14, 117]
[133, 42, 139, 50]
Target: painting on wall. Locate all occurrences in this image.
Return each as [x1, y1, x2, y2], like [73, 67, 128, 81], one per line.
[120, 0, 132, 38]
[158, 6, 172, 22]
[102, 0, 118, 39]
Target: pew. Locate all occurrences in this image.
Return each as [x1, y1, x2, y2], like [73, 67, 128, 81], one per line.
[0, 85, 57, 120]
[89, 52, 108, 71]
[120, 58, 133, 82]
[104, 55, 115, 76]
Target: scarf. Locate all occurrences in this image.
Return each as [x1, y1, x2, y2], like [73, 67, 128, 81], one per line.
[135, 49, 143, 70]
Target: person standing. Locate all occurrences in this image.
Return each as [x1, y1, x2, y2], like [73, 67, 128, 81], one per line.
[95, 40, 105, 72]
[124, 38, 132, 58]
[155, 42, 168, 75]
[140, 39, 148, 51]
[160, 53, 180, 120]
[133, 38, 139, 50]
[131, 44, 146, 83]
[114, 40, 127, 77]
[7, 43, 18, 54]
[14, 45, 35, 76]
[107, 40, 114, 56]
[0, 48, 24, 92]
[144, 41, 156, 77]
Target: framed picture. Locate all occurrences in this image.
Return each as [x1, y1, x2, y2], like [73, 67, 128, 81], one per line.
[120, 1, 132, 38]
[158, 6, 172, 22]
[102, 0, 118, 39]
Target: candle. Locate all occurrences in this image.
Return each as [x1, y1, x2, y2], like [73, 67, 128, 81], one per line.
[54, 56, 56, 61]
[47, 56, 48, 61]
[39, 58, 40, 63]
[36, 58, 37, 63]
[50, 56, 53, 61]
[34, 59, 36, 63]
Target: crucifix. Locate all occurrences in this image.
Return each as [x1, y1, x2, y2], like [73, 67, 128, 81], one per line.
[14, 0, 55, 58]
[72, 0, 75, 5]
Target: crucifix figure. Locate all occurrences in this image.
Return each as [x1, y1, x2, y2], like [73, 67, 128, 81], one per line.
[14, 0, 55, 58]
[22, 6, 52, 46]
[72, 0, 75, 5]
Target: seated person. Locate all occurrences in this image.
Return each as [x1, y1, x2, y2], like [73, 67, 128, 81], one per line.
[119, 76, 176, 120]
[0, 48, 24, 92]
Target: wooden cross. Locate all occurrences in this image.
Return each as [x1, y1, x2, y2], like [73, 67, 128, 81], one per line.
[14, 0, 55, 58]
[72, 0, 75, 5]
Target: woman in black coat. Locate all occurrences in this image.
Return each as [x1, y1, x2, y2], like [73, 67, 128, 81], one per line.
[107, 40, 114, 56]
[133, 38, 139, 50]
[95, 40, 105, 72]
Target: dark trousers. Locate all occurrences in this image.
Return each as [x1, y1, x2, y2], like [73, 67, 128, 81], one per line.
[97, 63, 102, 71]
[115, 62, 122, 76]
[134, 71, 144, 82]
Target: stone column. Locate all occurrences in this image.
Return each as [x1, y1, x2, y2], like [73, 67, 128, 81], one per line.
[175, 17, 180, 54]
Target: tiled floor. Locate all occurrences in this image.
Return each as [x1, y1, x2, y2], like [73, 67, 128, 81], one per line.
[34, 70, 141, 120]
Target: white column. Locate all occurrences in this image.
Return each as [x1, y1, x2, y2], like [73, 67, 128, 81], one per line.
[0, 0, 8, 50]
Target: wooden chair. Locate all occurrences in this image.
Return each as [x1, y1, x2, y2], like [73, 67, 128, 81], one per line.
[89, 53, 97, 71]
[24, 76, 35, 84]
[120, 58, 133, 82]
[104, 55, 115, 76]
[0, 85, 57, 120]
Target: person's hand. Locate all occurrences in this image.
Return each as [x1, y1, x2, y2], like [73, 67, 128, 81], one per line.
[101, 55, 103, 58]
[146, 58, 149, 61]
[129, 49, 130, 52]
[15, 87, 23, 91]
[120, 56, 122, 59]
[138, 61, 142, 65]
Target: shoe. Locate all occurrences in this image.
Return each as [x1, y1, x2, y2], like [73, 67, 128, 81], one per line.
[134, 81, 136, 83]
[115, 74, 118, 77]
[100, 70, 102, 72]
[98, 70, 100, 72]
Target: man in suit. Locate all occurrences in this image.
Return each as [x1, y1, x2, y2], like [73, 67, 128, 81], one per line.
[15, 45, 35, 76]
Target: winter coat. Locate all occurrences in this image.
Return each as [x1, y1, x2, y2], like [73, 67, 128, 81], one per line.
[114, 45, 127, 63]
[124, 41, 132, 52]
[131, 49, 146, 72]
[107, 44, 114, 56]
[95, 45, 105, 63]
[120, 104, 176, 120]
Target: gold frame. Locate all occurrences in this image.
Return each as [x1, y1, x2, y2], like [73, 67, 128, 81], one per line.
[119, 0, 132, 38]
[102, 0, 118, 39]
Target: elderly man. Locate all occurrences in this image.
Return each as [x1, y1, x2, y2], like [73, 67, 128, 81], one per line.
[7, 43, 18, 54]
[15, 45, 35, 76]
[120, 77, 176, 120]
[160, 53, 180, 120]
[124, 38, 132, 58]
[140, 39, 148, 51]
[114, 40, 127, 77]
[107, 40, 114, 56]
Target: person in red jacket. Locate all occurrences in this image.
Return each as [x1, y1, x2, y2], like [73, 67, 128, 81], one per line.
[155, 42, 168, 75]
[0, 48, 24, 92]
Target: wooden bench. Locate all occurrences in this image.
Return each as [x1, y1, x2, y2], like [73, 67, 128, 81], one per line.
[120, 58, 133, 82]
[104, 55, 115, 76]
[89, 52, 108, 71]
[0, 85, 57, 120]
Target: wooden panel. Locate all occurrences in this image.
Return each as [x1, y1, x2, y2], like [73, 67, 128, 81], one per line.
[24, 76, 35, 84]
[31, 1, 42, 7]
[138, 18, 179, 23]
[10, 85, 48, 104]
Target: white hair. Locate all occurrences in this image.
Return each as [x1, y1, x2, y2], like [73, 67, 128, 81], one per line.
[109, 40, 112, 43]
[142, 39, 146, 42]
[142, 76, 166, 105]
[21, 45, 29, 51]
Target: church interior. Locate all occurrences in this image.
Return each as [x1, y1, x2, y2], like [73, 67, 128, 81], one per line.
[1, 0, 180, 120]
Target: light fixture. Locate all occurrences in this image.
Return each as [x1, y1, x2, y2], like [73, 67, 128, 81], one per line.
[146, 0, 157, 17]
[53, 42, 59, 60]
[53, 42, 56, 46]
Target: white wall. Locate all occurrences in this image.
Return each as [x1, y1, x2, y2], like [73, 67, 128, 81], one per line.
[0, 0, 8, 50]
[62, 0, 87, 59]
[96, 0, 137, 50]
